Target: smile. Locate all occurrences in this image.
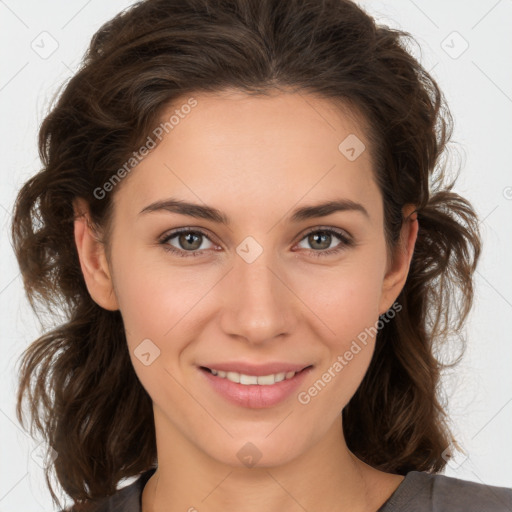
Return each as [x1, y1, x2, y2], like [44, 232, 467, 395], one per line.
[199, 365, 313, 408]
[203, 367, 301, 385]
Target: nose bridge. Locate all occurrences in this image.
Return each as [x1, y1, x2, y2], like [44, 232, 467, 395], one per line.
[220, 237, 295, 343]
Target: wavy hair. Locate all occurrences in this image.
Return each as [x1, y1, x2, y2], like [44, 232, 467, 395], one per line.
[11, 0, 481, 509]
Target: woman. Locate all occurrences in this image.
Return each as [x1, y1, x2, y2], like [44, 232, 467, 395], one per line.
[11, 0, 512, 511]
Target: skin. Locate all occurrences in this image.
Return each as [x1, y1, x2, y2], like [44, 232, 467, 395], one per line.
[74, 90, 418, 512]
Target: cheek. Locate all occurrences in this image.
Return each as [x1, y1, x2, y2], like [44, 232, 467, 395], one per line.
[109, 244, 228, 402]
[110, 241, 211, 339]
[292, 248, 388, 409]
[297, 249, 387, 342]
[110, 250, 214, 402]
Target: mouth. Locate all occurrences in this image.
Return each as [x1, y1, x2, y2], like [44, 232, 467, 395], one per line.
[199, 364, 314, 408]
[199, 365, 313, 386]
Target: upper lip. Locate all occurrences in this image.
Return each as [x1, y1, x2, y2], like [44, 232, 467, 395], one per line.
[199, 362, 312, 376]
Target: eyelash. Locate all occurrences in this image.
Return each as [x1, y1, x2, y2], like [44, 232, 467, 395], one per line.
[158, 226, 354, 258]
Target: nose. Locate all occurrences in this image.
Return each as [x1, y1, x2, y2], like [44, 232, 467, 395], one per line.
[218, 248, 298, 345]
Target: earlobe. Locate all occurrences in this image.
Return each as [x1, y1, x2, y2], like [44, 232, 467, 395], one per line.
[378, 205, 419, 315]
[73, 198, 119, 311]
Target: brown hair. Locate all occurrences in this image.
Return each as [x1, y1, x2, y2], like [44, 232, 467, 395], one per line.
[11, 0, 481, 509]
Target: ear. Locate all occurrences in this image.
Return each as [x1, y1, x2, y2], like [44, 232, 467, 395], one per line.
[73, 198, 119, 311]
[378, 204, 418, 315]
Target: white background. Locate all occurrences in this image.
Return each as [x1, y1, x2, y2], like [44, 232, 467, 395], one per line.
[1, 1, 511, 510]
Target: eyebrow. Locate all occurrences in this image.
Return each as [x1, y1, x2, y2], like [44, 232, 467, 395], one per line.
[139, 197, 369, 224]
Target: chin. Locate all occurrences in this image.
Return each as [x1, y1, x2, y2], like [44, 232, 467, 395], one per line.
[203, 434, 307, 470]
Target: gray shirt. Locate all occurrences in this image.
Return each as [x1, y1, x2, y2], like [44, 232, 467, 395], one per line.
[68, 467, 512, 511]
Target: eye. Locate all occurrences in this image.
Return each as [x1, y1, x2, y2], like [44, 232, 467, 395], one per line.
[295, 227, 353, 257]
[158, 226, 354, 258]
[159, 228, 216, 257]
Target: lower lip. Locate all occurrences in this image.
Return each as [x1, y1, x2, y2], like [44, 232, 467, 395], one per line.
[199, 366, 313, 409]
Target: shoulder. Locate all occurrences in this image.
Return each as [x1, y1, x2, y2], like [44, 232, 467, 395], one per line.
[59, 468, 156, 512]
[380, 471, 512, 512]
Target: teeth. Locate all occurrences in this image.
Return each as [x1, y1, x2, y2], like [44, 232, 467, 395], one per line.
[209, 368, 299, 385]
[227, 371, 240, 383]
[240, 374, 259, 385]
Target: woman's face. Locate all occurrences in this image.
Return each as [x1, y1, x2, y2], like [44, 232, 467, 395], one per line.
[79, 90, 415, 468]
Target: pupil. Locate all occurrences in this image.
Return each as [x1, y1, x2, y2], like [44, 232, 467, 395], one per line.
[181, 232, 201, 250]
[311, 232, 330, 250]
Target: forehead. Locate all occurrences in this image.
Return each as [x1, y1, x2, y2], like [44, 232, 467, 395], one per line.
[153, 89, 372, 169]
[112, 90, 381, 224]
